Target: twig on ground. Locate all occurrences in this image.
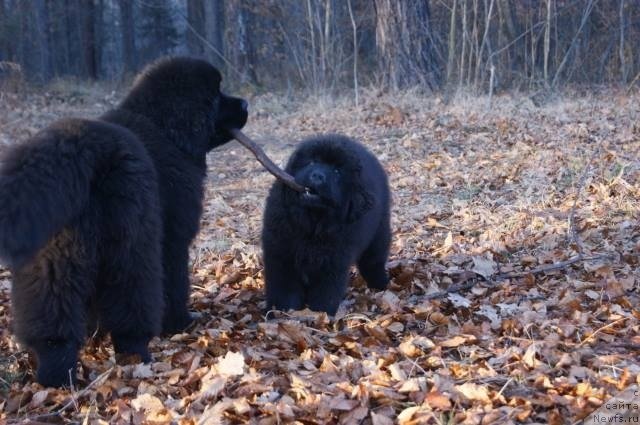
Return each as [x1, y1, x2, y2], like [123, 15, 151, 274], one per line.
[577, 317, 628, 347]
[427, 253, 614, 300]
[494, 253, 614, 280]
[424, 278, 483, 300]
[497, 377, 515, 398]
[610, 343, 640, 350]
[31, 367, 114, 420]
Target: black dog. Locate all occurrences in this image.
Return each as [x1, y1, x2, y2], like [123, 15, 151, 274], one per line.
[262, 135, 391, 315]
[0, 57, 248, 387]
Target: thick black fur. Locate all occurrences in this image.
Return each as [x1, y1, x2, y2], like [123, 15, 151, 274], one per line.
[262, 135, 391, 315]
[0, 57, 247, 387]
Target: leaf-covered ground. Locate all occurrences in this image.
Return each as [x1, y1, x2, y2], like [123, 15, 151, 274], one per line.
[0, 86, 639, 424]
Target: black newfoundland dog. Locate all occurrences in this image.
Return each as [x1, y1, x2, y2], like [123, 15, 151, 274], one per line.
[262, 135, 391, 315]
[0, 57, 248, 387]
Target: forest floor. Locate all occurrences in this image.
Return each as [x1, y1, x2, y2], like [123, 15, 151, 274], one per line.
[0, 84, 639, 425]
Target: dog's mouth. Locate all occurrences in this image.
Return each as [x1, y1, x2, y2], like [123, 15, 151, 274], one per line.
[302, 188, 321, 201]
[299, 188, 333, 208]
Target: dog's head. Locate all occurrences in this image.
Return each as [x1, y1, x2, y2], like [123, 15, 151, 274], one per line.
[121, 56, 248, 157]
[285, 135, 374, 223]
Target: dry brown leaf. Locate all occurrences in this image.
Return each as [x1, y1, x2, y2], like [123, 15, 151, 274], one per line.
[397, 405, 421, 424]
[371, 411, 395, 425]
[28, 390, 49, 409]
[471, 256, 497, 279]
[388, 362, 407, 381]
[522, 343, 541, 369]
[440, 334, 477, 348]
[216, 351, 245, 377]
[380, 290, 401, 311]
[425, 390, 452, 410]
[130, 393, 171, 423]
[132, 363, 153, 379]
[454, 382, 492, 404]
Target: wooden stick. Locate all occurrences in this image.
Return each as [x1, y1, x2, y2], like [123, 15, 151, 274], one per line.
[31, 366, 114, 419]
[494, 253, 614, 280]
[577, 317, 627, 347]
[424, 253, 614, 301]
[229, 128, 306, 193]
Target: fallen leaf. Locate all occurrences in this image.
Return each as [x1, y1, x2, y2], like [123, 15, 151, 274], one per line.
[216, 351, 245, 377]
[472, 256, 497, 279]
[440, 334, 477, 348]
[455, 382, 492, 404]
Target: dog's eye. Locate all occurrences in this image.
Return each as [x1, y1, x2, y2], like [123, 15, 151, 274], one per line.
[334, 169, 340, 175]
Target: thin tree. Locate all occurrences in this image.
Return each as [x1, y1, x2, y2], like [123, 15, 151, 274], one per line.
[446, 0, 457, 85]
[347, 0, 358, 106]
[33, 0, 52, 81]
[551, 0, 597, 88]
[81, 0, 98, 79]
[459, 0, 467, 88]
[543, 0, 551, 85]
[119, 0, 136, 74]
[186, 0, 205, 56]
[474, 0, 494, 90]
[374, 0, 441, 89]
[203, 0, 224, 69]
[619, 0, 627, 83]
[306, 0, 319, 90]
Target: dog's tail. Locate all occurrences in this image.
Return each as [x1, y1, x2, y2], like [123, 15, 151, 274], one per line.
[0, 118, 133, 268]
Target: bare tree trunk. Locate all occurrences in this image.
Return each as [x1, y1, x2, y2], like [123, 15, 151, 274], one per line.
[619, 0, 627, 83]
[232, 2, 258, 85]
[543, 0, 551, 85]
[119, 0, 136, 74]
[551, 0, 596, 88]
[46, 0, 64, 76]
[374, 0, 441, 90]
[0, 0, 16, 62]
[446, 0, 457, 85]
[33, 0, 52, 82]
[528, 11, 535, 87]
[553, 0, 559, 71]
[470, 0, 478, 86]
[474, 0, 494, 90]
[187, 0, 205, 56]
[459, 0, 467, 88]
[64, 0, 78, 75]
[347, 0, 358, 106]
[203, 0, 225, 69]
[321, 0, 331, 84]
[0, 0, 4, 61]
[18, 0, 31, 74]
[496, 0, 523, 87]
[306, 0, 318, 90]
[81, 0, 97, 79]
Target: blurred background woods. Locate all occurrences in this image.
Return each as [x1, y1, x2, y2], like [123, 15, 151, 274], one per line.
[1, 0, 639, 94]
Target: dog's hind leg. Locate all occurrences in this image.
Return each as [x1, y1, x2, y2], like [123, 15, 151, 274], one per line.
[357, 218, 391, 291]
[95, 230, 163, 363]
[11, 229, 95, 387]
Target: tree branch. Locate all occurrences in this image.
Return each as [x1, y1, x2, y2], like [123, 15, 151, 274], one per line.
[229, 129, 306, 193]
[427, 253, 615, 300]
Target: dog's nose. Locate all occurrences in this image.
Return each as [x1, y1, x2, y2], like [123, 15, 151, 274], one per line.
[240, 99, 249, 111]
[309, 170, 325, 186]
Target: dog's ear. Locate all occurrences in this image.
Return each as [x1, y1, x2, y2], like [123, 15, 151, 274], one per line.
[345, 183, 374, 223]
